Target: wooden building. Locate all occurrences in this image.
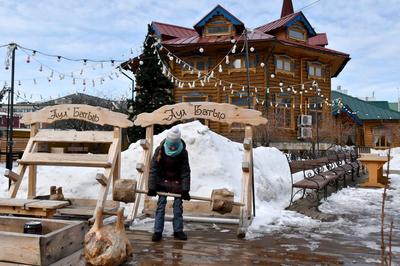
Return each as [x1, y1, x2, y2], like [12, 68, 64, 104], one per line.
[126, 1, 350, 147]
[332, 90, 400, 149]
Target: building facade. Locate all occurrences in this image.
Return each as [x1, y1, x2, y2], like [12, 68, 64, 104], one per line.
[126, 1, 350, 147]
[332, 90, 400, 149]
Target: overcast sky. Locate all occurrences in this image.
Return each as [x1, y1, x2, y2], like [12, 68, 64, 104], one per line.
[0, 0, 399, 103]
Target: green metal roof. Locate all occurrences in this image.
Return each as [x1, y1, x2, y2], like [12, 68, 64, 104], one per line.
[389, 102, 399, 112]
[331, 91, 400, 122]
[368, 101, 390, 109]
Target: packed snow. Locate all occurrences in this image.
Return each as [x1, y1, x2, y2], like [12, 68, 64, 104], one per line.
[0, 121, 398, 249]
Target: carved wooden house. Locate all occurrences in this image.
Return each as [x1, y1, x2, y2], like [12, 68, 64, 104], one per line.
[126, 0, 350, 147]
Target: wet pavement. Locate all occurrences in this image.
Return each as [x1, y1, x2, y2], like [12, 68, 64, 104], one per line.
[124, 173, 399, 265]
[124, 222, 398, 265]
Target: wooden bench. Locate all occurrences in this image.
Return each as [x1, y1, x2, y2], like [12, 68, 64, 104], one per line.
[0, 198, 70, 218]
[287, 150, 361, 206]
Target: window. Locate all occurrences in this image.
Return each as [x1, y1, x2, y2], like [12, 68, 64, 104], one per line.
[373, 126, 391, 148]
[182, 95, 209, 102]
[274, 94, 294, 129]
[288, 29, 305, 41]
[307, 97, 323, 125]
[204, 15, 232, 36]
[308, 63, 324, 78]
[207, 25, 230, 35]
[288, 25, 307, 41]
[275, 55, 294, 75]
[183, 58, 210, 74]
[228, 94, 254, 108]
[229, 56, 256, 73]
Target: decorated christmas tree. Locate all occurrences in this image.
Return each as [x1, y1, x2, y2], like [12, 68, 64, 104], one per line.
[127, 25, 175, 142]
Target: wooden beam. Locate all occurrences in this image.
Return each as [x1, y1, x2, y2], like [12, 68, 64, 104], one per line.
[4, 169, 19, 182]
[96, 173, 108, 186]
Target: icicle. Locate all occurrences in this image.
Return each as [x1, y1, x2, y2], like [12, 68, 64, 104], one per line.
[33, 79, 37, 85]
[92, 80, 95, 87]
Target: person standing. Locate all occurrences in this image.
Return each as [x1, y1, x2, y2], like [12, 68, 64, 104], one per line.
[147, 126, 191, 242]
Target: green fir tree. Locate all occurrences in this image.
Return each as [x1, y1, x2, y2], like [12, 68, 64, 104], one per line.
[127, 25, 175, 142]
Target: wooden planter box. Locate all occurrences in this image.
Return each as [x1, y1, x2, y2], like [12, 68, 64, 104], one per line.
[0, 216, 88, 265]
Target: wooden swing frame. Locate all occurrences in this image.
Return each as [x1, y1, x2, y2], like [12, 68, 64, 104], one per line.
[3, 104, 133, 219]
[130, 102, 267, 238]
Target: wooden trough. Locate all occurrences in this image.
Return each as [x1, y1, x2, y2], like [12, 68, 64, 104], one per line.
[0, 216, 88, 265]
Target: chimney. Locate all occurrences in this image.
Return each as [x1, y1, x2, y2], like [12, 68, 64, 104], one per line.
[281, 0, 294, 18]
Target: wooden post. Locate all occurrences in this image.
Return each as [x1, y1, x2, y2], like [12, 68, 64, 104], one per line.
[129, 125, 154, 221]
[237, 126, 254, 238]
[28, 123, 38, 199]
[112, 127, 121, 209]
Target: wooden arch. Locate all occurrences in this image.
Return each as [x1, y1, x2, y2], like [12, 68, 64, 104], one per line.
[132, 102, 267, 238]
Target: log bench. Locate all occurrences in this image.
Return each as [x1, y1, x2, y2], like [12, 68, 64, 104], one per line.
[0, 198, 70, 218]
[287, 150, 361, 207]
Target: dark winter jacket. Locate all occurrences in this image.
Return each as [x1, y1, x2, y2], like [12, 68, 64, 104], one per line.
[148, 139, 190, 194]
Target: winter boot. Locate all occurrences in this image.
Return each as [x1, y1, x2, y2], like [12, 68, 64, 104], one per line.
[173, 231, 187, 240]
[152, 232, 162, 242]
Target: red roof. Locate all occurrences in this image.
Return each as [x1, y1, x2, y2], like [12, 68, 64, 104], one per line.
[255, 12, 300, 33]
[308, 33, 328, 46]
[162, 31, 274, 46]
[278, 38, 348, 57]
[152, 21, 197, 39]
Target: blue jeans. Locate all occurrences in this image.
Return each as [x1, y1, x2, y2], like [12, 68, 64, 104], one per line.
[154, 195, 183, 233]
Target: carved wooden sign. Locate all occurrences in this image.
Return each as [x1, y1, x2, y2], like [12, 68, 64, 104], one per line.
[134, 102, 268, 127]
[21, 104, 133, 128]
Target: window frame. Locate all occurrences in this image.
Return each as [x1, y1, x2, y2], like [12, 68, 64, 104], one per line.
[287, 24, 307, 42]
[307, 61, 325, 80]
[274, 55, 295, 76]
[228, 55, 257, 74]
[182, 57, 210, 75]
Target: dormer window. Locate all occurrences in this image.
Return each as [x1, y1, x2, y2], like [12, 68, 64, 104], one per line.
[204, 15, 232, 36]
[287, 24, 307, 42]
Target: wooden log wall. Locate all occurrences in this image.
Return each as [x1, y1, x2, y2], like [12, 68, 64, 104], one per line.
[168, 43, 335, 142]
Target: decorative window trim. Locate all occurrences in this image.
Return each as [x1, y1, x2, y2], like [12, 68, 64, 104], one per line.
[307, 61, 325, 81]
[274, 55, 295, 76]
[228, 55, 257, 74]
